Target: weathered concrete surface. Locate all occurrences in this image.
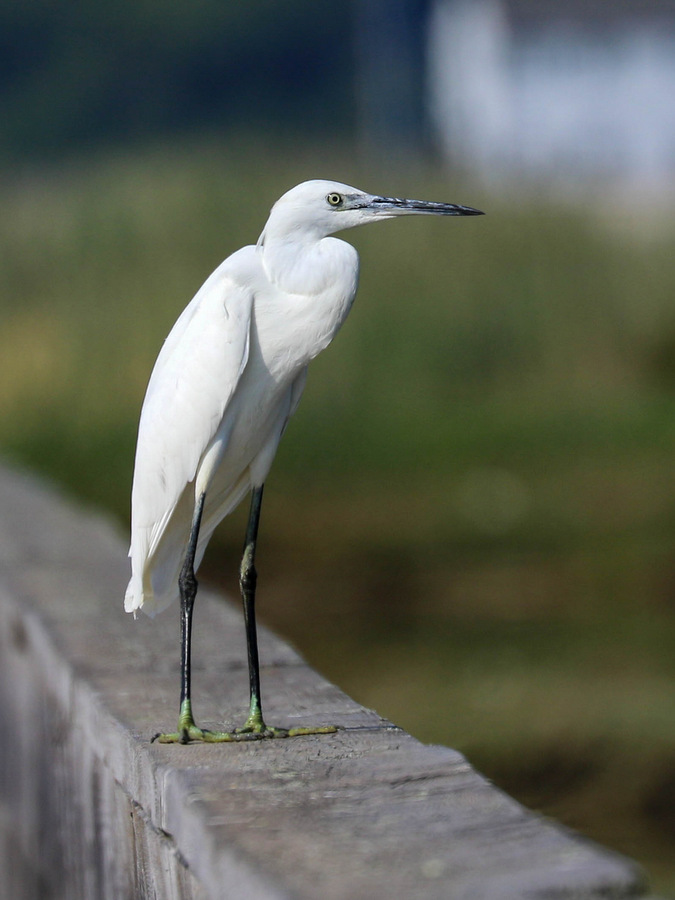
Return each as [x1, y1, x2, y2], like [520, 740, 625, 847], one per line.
[0, 464, 651, 899]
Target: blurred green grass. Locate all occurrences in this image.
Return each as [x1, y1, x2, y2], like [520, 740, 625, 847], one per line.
[1, 140, 675, 892]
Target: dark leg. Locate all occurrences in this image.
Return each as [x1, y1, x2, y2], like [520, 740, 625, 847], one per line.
[154, 486, 337, 744]
[238, 485, 266, 731]
[154, 492, 219, 743]
[176, 491, 205, 740]
[153, 488, 275, 743]
[236, 485, 338, 738]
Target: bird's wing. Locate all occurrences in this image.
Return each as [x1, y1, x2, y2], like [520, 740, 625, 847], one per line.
[130, 257, 254, 561]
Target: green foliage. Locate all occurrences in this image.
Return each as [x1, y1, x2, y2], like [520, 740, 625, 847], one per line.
[0, 3, 356, 160]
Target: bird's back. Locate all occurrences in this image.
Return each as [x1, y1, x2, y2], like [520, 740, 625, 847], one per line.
[126, 247, 259, 615]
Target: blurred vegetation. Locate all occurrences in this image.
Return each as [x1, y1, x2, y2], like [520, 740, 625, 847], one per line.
[0, 2, 357, 161]
[1, 140, 675, 892]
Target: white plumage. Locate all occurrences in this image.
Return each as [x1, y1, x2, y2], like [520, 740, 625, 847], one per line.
[126, 182, 361, 615]
[125, 179, 482, 742]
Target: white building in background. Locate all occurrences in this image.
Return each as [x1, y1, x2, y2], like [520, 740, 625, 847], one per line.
[428, 0, 675, 187]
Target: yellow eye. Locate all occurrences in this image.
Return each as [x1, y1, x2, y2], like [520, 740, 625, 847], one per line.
[326, 192, 343, 207]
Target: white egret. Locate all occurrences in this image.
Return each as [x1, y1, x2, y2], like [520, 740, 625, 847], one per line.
[126, 179, 483, 743]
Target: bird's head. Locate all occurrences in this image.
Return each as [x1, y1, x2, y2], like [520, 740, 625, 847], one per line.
[260, 180, 484, 244]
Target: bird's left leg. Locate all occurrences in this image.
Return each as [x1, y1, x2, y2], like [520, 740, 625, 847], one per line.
[154, 492, 249, 743]
[236, 485, 337, 739]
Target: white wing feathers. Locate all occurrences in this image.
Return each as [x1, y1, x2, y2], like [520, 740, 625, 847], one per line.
[126, 260, 254, 614]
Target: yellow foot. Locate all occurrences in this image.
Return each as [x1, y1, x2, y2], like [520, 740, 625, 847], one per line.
[235, 708, 337, 739]
[151, 699, 251, 743]
[153, 723, 338, 743]
[151, 700, 337, 744]
[235, 722, 339, 739]
[152, 725, 246, 743]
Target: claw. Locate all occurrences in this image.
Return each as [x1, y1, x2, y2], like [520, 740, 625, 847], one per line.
[153, 726, 256, 743]
[152, 698, 337, 744]
[153, 725, 337, 743]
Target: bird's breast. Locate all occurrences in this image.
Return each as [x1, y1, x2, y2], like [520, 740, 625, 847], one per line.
[254, 237, 359, 378]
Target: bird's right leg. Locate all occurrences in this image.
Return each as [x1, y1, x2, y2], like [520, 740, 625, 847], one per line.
[235, 485, 337, 739]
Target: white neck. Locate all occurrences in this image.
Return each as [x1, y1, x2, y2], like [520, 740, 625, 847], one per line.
[259, 229, 358, 299]
[255, 231, 360, 365]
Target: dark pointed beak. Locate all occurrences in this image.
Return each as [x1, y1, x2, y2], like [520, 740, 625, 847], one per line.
[368, 196, 484, 216]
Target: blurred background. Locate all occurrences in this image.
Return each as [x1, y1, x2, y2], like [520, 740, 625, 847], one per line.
[1, 0, 675, 891]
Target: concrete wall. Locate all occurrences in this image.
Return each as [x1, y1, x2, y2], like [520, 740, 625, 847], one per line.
[0, 465, 650, 899]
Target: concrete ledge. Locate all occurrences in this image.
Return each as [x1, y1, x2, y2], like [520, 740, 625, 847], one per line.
[0, 464, 650, 899]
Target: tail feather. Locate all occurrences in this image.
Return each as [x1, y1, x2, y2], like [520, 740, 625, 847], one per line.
[125, 471, 254, 619]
